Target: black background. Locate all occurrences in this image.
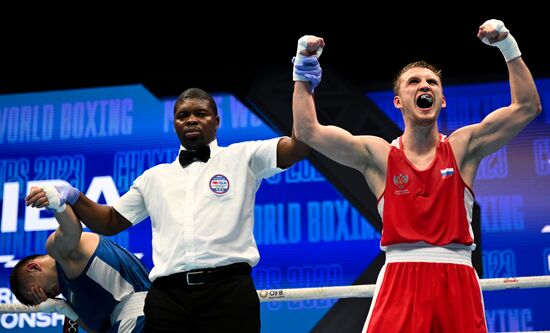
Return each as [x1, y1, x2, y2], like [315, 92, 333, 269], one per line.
[1, 9, 547, 97]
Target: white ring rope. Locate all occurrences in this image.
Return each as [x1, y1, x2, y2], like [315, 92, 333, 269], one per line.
[256, 275, 550, 302]
[1, 275, 549, 313]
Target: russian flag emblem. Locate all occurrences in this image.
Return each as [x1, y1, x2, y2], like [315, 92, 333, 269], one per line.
[440, 168, 454, 178]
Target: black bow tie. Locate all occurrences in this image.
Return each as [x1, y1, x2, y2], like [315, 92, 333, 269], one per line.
[179, 146, 211, 167]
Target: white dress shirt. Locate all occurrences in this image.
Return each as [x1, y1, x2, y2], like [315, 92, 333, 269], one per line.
[114, 138, 283, 281]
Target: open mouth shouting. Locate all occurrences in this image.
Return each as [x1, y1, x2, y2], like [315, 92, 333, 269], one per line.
[416, 94, 434, 109]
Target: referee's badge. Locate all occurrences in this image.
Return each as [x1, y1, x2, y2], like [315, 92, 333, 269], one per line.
[209, 174, 230, 195]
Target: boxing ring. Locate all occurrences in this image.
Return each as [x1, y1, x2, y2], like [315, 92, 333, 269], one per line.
[2, 275, 550, 332]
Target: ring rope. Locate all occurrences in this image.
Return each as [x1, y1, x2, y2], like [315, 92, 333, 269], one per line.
[1, 275, 549, 313]
[256, 275, 550, 302]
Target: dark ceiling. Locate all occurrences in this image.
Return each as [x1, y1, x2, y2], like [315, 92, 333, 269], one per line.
[1, 11, 546, 98]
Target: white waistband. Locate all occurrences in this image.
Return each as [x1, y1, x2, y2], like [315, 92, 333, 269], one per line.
[110, 291, 147, 324]
[385, 243, 472, 266]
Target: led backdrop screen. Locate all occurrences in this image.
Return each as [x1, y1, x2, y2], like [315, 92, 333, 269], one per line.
[1, 79, 549, 332]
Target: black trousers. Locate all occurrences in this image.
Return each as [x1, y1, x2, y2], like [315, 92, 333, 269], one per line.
[144, 266, 260, 333]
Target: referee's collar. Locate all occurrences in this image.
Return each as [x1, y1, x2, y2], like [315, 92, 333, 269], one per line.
[178, 140, 221, 157]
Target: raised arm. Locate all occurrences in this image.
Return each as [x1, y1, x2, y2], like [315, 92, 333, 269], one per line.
[25, 186, 96, 277]
[26, 185, 131, 236]
[46, 205, 83, 257]
[24, 186, 85, 258]
[291, 36, 390, 176]
[451, 20, 541, 176]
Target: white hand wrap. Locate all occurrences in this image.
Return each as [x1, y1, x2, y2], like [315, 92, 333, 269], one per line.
[293, 35, 323, 81]
[481, 19, 521, 62]
[42, 186, 66, 212]
[38, 298, 78, 321]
